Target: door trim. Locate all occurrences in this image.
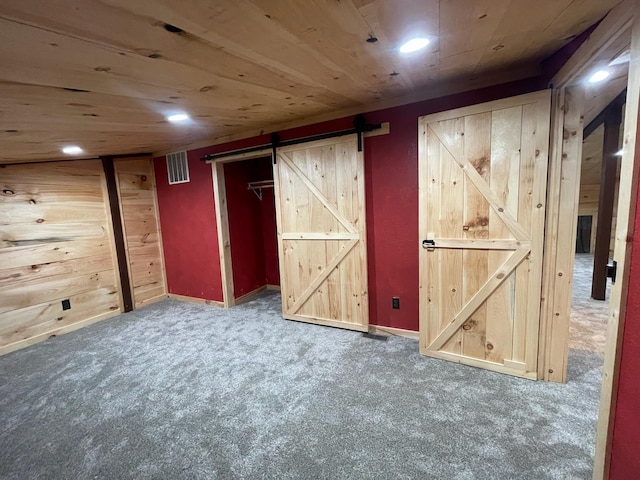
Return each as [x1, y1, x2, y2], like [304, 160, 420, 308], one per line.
[593, 3, 640, 477]
[211, 151, 275, 308]
[536, 1, 638, 476]
[211, 161, 235, 308]
[538, 86, 585, 383]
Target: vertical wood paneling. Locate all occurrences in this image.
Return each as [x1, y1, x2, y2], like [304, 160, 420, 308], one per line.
[290, 149, 312, 317]
[462, 113, 491, 359]
[308, 146, 332, 319]
[422, 124, 441, 348]
[353, 136, 369, 328]
[513, 104, 536, 365]
[114, 157, 167, 308]
[0, 160, 122, 355]
[439, 119, 464, 355]
[322, 145, 340, 321]
[524, 100, 550, 371]
[486, 106, 521, 364]
[539, 87, 585, 383]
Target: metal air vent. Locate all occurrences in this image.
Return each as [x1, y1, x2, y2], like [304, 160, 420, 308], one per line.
[166, 151, 189, 184]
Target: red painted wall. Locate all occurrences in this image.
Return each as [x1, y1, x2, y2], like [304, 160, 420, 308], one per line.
[260, 189, 280, 286]
[154, 152, 223, 301]
[155, 77, 543, 329]
[609, 147, 640, 479]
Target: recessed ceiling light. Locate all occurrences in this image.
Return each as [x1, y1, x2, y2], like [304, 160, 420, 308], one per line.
[399, 37, 430, 54]
[167, 113, 190, 123]
[588, 70, 611, 83]
[62, 145, 84, 155]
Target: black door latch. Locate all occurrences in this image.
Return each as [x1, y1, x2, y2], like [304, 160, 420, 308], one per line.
[607, 260, 617, 284]
[422, 239, 435, 250]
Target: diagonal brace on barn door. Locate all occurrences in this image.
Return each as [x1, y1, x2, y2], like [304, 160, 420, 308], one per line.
[287, 239, 358, 315]
[427, 247, 530, 351]
[428, 123, 529, 242]
[278, 152, 357, 234]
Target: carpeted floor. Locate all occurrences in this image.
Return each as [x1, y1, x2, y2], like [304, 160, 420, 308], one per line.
[569, 254, 610, 355]
[0, 261, 608, 480]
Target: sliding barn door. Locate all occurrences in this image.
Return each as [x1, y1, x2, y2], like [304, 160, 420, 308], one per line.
[273, 135, 368, 331]
[418, 91, 551, 379]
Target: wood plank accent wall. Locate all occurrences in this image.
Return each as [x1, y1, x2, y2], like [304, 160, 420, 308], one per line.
[114, 158, 167, 307]
[0, 160, 122, 355]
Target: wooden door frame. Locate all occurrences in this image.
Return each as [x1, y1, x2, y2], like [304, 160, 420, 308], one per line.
[538, 85, 586, 383]
[593, 4, 640, 477]
[208, 148, 273, 308]
[537, 1, 637, 478]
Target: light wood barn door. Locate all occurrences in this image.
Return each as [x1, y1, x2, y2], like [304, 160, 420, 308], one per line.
[273, 135, 368, 332]
[418, 91, 551, 379]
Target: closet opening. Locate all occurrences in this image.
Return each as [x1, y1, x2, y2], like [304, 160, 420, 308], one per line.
[218, 155, 280, 305]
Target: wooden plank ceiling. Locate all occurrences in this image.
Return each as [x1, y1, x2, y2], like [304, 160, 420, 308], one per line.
[0, 0, 621, 163]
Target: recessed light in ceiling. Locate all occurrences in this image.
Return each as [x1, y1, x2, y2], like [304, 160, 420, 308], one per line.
[588, 70, 610, 84]
[399, 37, 430, 54]
[167, 113, 190, 123]
[609, 49, 631, 66]
[62, 145, 84, 155]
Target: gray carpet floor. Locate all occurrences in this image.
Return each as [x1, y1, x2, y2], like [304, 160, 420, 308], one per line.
[569, 254, 610, 355]
[0, 281, 605, 479]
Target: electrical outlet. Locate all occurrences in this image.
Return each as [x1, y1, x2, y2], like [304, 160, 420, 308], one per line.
[61, 299, 71, 311]
[392, 297, 400, 309]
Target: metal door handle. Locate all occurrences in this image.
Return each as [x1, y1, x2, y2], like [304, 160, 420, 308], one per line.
[422, 239, 435, 251]
[607, 260, 617, 284]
